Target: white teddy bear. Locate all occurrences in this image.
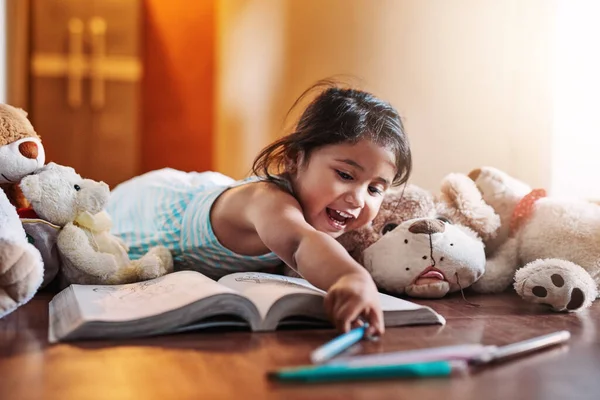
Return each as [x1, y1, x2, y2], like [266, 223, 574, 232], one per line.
[20, 163, 173, 285]
[0, 104, 45, 318]
[469, 166, 599, 312]
[0, 192, 44, 318]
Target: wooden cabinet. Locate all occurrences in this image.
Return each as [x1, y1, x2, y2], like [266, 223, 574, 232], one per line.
[29, 0, 142, 187]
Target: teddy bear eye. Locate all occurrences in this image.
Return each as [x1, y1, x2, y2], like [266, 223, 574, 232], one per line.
[382, 223, 398, 235]
[74, 184, 81, 191]
[436, 216, 452, 224]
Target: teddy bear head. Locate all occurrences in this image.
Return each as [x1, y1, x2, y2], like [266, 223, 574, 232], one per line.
[19, 162, 109, 226]
[0, 104, 45, 185]
[468, 167, 533, 254]
[339, 173, 501, 298]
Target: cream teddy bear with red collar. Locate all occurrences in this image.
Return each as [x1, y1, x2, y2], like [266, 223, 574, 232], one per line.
[468, 166, 599, 312]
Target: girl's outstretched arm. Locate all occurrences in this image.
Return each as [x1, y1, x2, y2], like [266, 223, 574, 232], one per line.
[245, 183, 384, 335]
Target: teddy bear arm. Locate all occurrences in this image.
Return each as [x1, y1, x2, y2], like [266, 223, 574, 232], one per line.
[0, 192, 27, 244]
[57, 223, 119, 281]
[113, 235, 130, 252]
[470, 237, 519, 293]
[0, 240, 44, 318]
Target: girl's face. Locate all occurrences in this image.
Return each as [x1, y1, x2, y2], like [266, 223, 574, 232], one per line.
[291, 139, 397, 238]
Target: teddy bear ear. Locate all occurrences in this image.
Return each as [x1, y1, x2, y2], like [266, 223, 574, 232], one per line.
[17, 108, 28, 118]
[377, 184, 436, 223]
[439, 173, 501, 241]
[468, 168, 481, 181]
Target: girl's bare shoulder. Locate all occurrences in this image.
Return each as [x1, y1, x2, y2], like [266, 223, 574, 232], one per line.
[216, 179, 295, 213]
[241, 179, 296, 204]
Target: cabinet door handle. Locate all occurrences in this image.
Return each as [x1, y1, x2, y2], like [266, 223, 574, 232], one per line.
[67, 18, 84, 109]
[89, 17, 107, 110]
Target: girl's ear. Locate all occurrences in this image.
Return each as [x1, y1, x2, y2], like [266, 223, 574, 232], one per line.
[284, 155, 297, 174]
[295, 150, 306, 169]
[285, 150, 305, 174]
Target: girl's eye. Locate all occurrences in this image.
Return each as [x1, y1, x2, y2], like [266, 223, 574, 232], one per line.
[336, 170, 353, 181]
[368, 186, 383, 195]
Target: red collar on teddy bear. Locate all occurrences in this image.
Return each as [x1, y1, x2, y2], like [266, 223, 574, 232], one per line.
[17, 207, 40, 219]
[509, 189, 547, 237]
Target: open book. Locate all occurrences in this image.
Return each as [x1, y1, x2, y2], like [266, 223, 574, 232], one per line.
[49, 271, 445, 342]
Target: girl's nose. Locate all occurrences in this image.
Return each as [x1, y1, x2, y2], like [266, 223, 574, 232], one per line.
[345, 189, 365, 208]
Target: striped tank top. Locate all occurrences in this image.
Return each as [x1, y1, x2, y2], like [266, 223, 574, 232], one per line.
[106, 168, 284, 280]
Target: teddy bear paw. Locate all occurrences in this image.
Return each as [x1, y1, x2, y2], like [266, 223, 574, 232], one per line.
[136, 246, 173, 280]
[152, 246, 174, 275]
[514, 259, 597, 312]
[0, 240, 44, 318]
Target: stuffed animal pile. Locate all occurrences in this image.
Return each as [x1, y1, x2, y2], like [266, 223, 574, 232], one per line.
[2, 98, 598, 318]
[0, 103, 172, 318]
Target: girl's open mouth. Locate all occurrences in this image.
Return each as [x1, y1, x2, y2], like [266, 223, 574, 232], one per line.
[326, 208, 354, 230]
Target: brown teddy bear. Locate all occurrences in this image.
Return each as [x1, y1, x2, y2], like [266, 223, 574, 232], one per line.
[337, 173, 500, 298]
[0, 103, 46, 318]
[0, 104, 45, 208]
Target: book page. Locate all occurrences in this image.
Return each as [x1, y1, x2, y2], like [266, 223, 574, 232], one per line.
[218, 272, 324, 320]
[220, 272, 444, 328]
[378, 292, 427, 311]
[72, 271, 236, 322]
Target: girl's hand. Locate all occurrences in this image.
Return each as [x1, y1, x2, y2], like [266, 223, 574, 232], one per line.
[323, 272, 385, 337]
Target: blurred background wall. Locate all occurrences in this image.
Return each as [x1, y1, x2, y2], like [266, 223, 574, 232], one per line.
[216, 0, 554, 192]
[142, 0, 214, 173]
[0, 0, 5, 103]
[3, 0, 600, 197]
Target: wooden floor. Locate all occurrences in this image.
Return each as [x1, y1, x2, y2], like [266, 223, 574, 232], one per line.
[1, 289, 598, 400]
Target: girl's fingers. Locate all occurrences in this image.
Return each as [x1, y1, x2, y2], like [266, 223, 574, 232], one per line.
[364, 307, 385, 336]
[333, 300, 363, 333]
[350, 319, 365, 329]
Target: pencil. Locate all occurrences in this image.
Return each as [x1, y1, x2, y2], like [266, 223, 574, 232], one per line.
[310, 324, 368, 364]
[268, 360, 465, 383]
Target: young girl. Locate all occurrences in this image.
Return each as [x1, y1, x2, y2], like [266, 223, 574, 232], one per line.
[107, 82, 412, 336]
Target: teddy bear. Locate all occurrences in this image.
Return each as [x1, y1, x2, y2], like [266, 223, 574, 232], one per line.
[467, 166, 600, 312]
[0, 103, 46, 318]
[336, 173, 501, 298]
[19, 162, 174, 286]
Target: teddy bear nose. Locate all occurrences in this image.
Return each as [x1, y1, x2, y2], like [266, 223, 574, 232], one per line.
[408, 219, 445, 235]
[19, 141, 39, 159]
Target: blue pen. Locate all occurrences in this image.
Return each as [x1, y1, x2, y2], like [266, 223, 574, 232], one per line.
[310, 324, 368, 364]
[269, 360, 465, 383]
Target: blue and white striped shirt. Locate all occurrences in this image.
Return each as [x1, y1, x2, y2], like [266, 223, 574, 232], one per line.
[106, 168, 283, 280]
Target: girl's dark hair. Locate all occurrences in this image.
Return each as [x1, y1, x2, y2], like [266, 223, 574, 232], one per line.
[252, 79, 412, 187]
